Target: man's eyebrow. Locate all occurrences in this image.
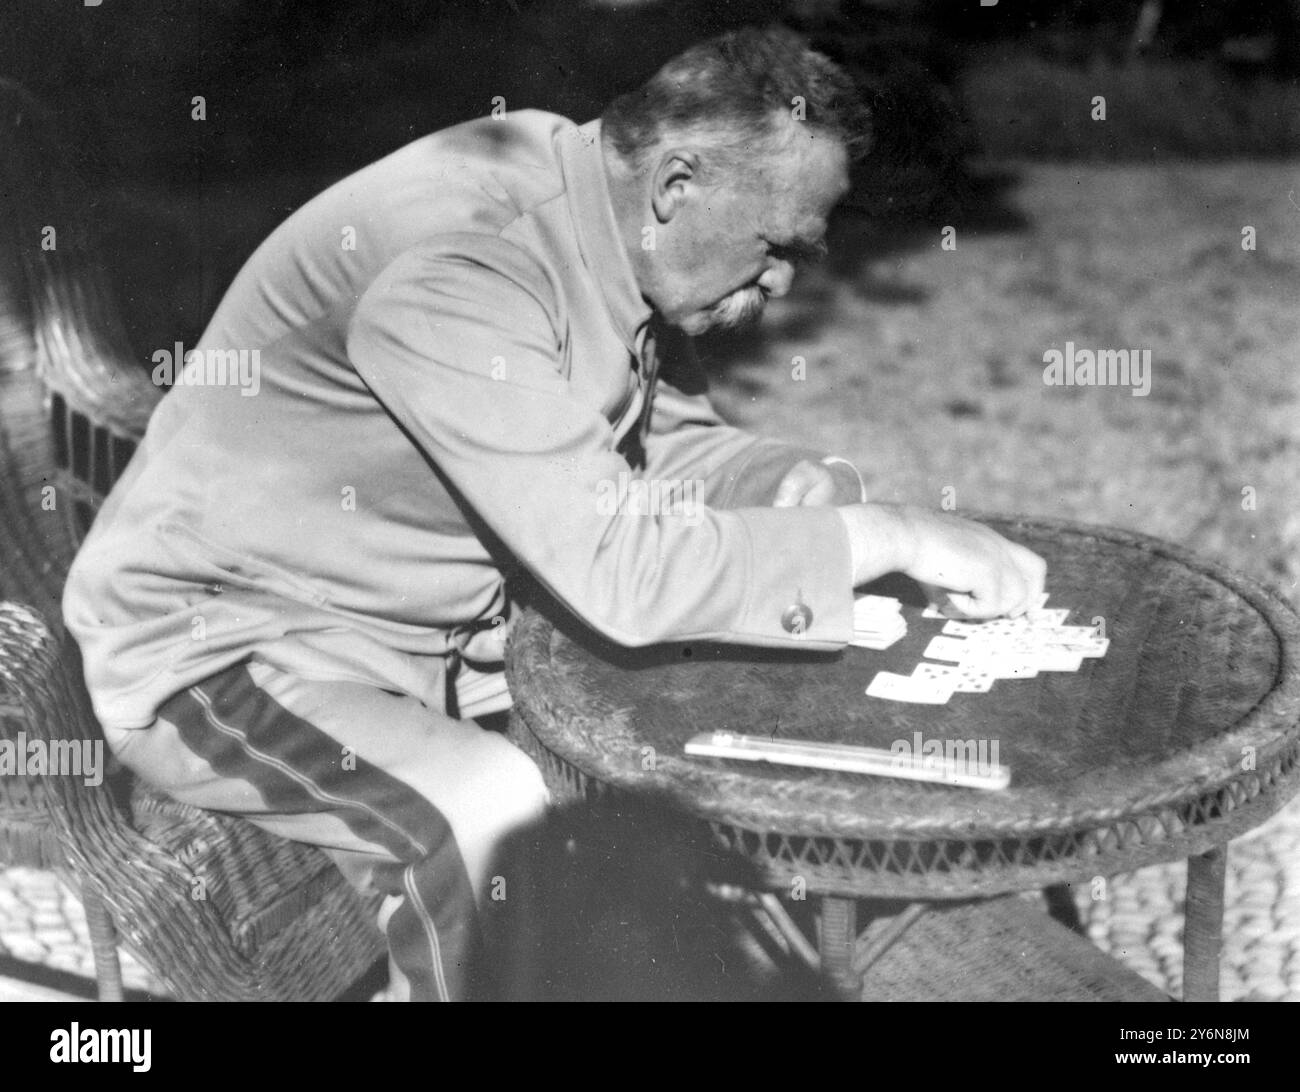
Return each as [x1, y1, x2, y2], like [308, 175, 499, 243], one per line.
[766, 235, 829, 263]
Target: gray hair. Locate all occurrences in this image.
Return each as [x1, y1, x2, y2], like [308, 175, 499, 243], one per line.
[602, 25, 872, 182]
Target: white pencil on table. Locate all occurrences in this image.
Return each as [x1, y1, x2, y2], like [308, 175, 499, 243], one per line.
[684, 731, 1010, 791]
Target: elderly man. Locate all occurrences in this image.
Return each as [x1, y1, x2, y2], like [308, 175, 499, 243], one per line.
[64, 26, 1044, 1000]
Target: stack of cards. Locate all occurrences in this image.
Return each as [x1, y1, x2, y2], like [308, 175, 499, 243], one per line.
[850, 594, 907, 650]
[865, 595, 1109, 704]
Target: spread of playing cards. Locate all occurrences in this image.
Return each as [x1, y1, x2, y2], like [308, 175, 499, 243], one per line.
[681, 592, 1107, 792]
[863, 591, 1107, 705]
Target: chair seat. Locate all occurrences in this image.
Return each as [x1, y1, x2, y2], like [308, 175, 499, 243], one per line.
[128, 781, 382, 962]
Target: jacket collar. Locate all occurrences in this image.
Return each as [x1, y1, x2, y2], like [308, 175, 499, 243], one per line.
[557, 118, 653, 358]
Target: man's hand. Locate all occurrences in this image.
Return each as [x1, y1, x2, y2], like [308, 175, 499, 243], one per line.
[837, 503, 1047, 620]
[773, 459, 860, 507]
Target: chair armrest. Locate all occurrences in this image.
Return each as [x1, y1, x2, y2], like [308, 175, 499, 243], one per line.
[0, 601, 127, 827]
[0, 600, 385, 999]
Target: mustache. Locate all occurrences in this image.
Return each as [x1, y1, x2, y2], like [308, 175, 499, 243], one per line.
[706, 285, 767, 330]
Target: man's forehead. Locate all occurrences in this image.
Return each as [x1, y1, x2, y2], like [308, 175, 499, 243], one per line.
[756, 152, 848, 239]
[783, 120, 850, 167]
[755, 132, 849, 202]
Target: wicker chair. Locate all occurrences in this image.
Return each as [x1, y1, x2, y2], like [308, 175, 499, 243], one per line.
[0, 80, 385, 1000]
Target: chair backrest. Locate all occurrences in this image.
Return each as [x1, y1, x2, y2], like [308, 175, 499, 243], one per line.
[0, 79, 161, 566]
[0, 80, 163, 870]
[0, 75, 166, 861]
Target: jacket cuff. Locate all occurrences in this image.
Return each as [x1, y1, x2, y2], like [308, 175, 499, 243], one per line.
[726, 504, 855, 649]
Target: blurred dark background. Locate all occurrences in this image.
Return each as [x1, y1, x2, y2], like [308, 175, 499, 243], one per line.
[2, 0, 1297, 356]
[7, 0, 1300, 184]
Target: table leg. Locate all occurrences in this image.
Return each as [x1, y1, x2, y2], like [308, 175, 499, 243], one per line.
[1184, 846, 1227, 1002]
[819, 896, 861, 997]
[756, 892, 820, 971]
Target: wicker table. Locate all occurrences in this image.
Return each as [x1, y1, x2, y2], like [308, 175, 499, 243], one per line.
[506, 516, 1300, 1001]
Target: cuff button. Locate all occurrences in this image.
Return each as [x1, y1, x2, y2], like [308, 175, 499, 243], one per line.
[781, 602, 813, 635]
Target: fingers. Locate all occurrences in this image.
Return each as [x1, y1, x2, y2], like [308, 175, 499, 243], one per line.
[917, 580, 949, 613]
[799, 471, 837, 507]
[771, 462, 813, 507]
[847, 506, 1050, 621]
[1000, 568, 1033, 618]
[920, 581, 975, 620]
[772, 460, 834, 508]
[997, 544, 1047, 618]
[944, 592, 984, 618]
[1010, 543, 1048, 601]
[953, 578, 1026, 620]
[916, 524, 1047, 620]
[985, 542, 1042, 619]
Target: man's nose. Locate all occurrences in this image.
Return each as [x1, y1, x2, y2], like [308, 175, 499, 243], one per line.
[757, 261, 796, 299]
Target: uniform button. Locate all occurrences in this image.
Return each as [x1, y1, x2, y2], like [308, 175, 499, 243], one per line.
[781, 602, 813, 634]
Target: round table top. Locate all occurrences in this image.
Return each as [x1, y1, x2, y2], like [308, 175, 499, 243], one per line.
[506, 517, 1300, 896]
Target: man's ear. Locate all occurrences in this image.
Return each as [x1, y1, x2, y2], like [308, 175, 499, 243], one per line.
[649, 149, 699, 224]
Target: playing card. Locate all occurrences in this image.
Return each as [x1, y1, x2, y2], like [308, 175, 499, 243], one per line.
[986, 659, 1039, 679]
[850, 610, 907, 649]
[923, 635, 973, 663]
[1027, 608, 1070, 626]
[1034, 647, 1085, 672]
[942, 617, 1031, 639]
[851, 595, 907, 650]
[1045, 624, 1105, 641]
[952, 665, 995, 692]
[960, 648, 1039, 678]
[853, 619, 906, 634]
[1038, 626, 1109, 656]
[912, 662, 959, 685]
[849, 630, 906, 651]
[973, 618, 1032, 636]
[854, 594, 902, 615]
[865, 671, 953, 704]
